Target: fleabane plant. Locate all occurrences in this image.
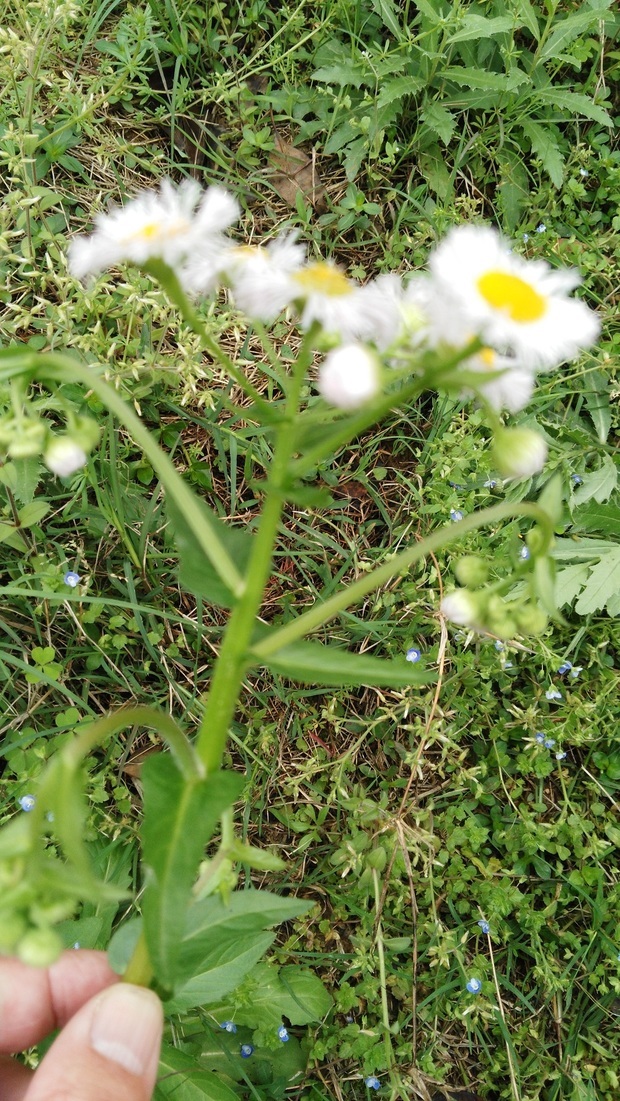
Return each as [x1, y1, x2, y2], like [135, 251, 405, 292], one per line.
[0, 178, 602, 1090]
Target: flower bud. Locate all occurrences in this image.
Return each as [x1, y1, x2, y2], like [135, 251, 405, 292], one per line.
[440, 589, 481, 627]
[492, 427, 547, 478]
[318, 343, 380, 409]
[17, 926, 64, 967]
[515, 604, 548, 636]
[486, 595, 518, 639]
[454, 555, 489, 588]
[7, 420, 46, 459]
[66, 414, 100, 452]
[44, 436, 88, 477]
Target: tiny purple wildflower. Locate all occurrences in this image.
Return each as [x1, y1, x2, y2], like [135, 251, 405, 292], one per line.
[544, 738, 555, 749]
[535, 733, 545, 745]
[546, 687, 562, 701]
[64, 570, 81, 588]
[277, 1026, 289, 1042]
[450, 509, 465, 522]
[557, 661, 572, 674]
[536, 223, 546, 233]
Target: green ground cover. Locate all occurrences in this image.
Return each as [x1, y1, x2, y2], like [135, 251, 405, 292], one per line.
[1, 0, 619, 1098]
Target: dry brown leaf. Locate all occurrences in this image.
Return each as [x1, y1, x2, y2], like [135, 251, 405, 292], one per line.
[268, 130, 327, 212]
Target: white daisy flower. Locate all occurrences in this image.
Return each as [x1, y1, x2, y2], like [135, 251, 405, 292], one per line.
[427, 225, 600, 369]
[463, 347, 536, 413]
[225, 233, 306, 320]
[290, 262, 370, 340]
[68, 180, 239, 281]
[317, 343, 380, 409]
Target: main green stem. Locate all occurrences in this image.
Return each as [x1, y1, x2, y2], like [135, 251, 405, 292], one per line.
[194, 334, 312, 773]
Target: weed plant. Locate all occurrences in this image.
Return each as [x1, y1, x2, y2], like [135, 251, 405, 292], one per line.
[0, 0, 619, 1099]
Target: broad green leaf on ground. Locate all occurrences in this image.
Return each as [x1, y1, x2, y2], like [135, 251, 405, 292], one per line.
[376, 74, 423, 109]
[520, 119, 564, 187]
[574, 547, 620, 615]
[443, 67, 527, 92]
[497, 151, 530, 231]
[552, 537, 617, 561]
[555, 564, 590, 608]
[573, 456, 617, 505]
[166, 494, 253, 608]
[210, 963, 332, 1030]
[141, 758, 245, 989]
[584, 369, 612, 443]
[535, 89, 613, 128]
[0, 458, 41, 504]
[156, 1045, 239, 1101]
[182, 890, 313, 944]
[254, 638, 431, 687]
[166, 929, 276, 1012]
[572, 503, 620, 537]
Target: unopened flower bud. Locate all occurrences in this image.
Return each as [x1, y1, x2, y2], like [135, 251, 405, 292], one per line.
[44, 437, 87, 477]
[7, 420, 46, 459]
[440, 589, 480, 627]
[492, 427, 547, 478]
[17, 926, 63, 967]
[454, 555, 489, 587]
[318, 343, 380, 409]
[66, 414, 100, 452]
[515, 604, 548, 636]
[486, 595, 517, 639]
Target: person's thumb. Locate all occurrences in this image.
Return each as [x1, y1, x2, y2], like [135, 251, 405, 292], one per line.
[24, 982, 163, 1101]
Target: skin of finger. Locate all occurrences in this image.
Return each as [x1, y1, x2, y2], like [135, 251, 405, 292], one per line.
[0, 1053, 33, 1101]
[22, 986, 163, 1101]
[0, 951, 118, 1053]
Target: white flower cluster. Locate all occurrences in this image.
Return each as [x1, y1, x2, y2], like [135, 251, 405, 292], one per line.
[68, 180, 600, 430]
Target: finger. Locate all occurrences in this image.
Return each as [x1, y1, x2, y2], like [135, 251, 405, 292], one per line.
[23, 983, 163, 1101]
[0, 950, 118, 1053]
[0, 1053, 33, 1101]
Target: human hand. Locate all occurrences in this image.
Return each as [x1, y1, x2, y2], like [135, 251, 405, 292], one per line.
[0, 949, 163, 1101]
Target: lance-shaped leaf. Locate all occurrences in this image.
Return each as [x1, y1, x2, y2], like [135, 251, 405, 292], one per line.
[167, 494, 254, 608]
[251, 638, 432, 688]
[141, 757, 244, 990]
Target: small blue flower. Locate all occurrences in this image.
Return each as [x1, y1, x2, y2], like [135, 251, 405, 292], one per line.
[73, 941, 80, 949]
[64, 570, 81, 588]
[522, 233, 529, 242]
[556, 751, 567, 760]
[483, 478, 497, 489]
[494, 640, 504, 651]
[406, 647, 421, 664]
[477, 920, 490, 934]
[466, 977, 482, 994]
[503, 661, 514, 669]
[570, 666, 582, 679]
[277, 1026, 289, 1042]
[536, 223, 546, 233]
[571, 474, 583, 485]
[545, 687, 562, 701]
[535, 732, 545, 744]
[450, 509, 465, 522]
[616, 950, 620, 962]
[557, 661, 572, 674]
[365, 1077, 381, 1091]
[220, 1021, 237, 1034]
[544, 738, 556, 749]
[519, 546, 531, 560]
[579, 168, 589, 178]
[19, 794, 36, 812]
[448, 481, 465, 489]
[240, 1044, 254, 1058]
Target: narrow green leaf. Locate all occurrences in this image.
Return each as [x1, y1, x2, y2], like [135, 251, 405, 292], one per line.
[443, 67, 526, 91]
[376, 74, 423, 108]
[182, 890, 313, 946]
[156, 1045, 240, 1101]
[575, 548, 620, 615]
[539, 2, 612, 62]
[253, 638, 431, 688]
[447, 13, 514, 43]
[533, 556, 560, 619]
[584, 369, 612, 443]
[553, 536, 616, 561]
[538, 474, 564, 529]
[497, 152, 530, 232]
[167, 495, 253, 608]
[371, 0, 402, 38]
[141, 758, 245, 989]
[535, 89, 612, 128]
[514, 0, 540, 40]
[521, 119, 564, 188]
[421, 102, 455, 145]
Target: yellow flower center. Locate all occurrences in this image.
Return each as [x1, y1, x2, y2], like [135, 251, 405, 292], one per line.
[479, 347, 496, 370]
[477, 270, 547, 323]
[125, 218, 190, 243]
[293, 262, 351, 297]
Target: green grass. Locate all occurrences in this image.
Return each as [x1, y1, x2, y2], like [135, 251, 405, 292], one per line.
[1, 0, 620, 1097]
